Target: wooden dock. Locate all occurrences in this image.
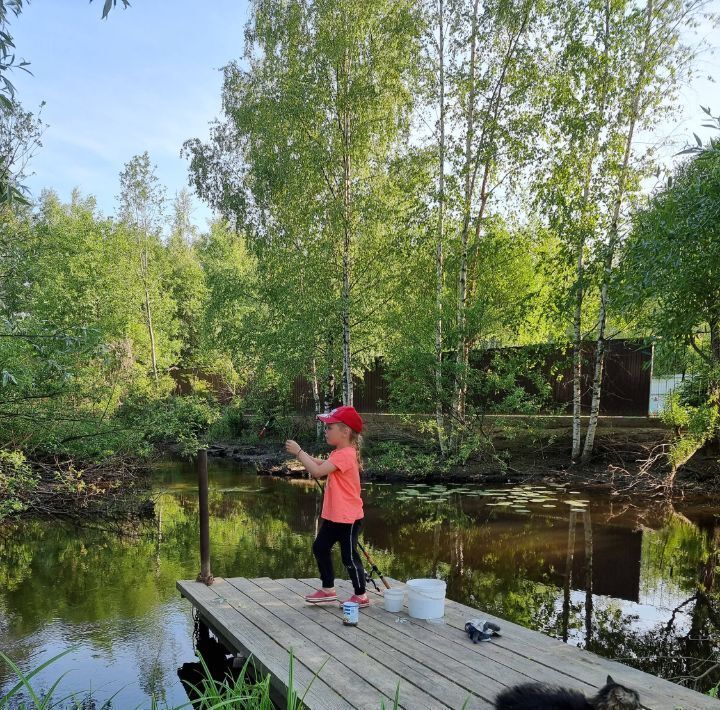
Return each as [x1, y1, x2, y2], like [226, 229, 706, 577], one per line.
[177, 576, 718, 709]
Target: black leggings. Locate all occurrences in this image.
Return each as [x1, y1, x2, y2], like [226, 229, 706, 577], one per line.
[312, 517, 366, 595]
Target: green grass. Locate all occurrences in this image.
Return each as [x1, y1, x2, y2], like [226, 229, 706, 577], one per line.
[0, 648, 326, 710]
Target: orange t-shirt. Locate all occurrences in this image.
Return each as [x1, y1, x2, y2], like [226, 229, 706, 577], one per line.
[321, 446, 363, 523]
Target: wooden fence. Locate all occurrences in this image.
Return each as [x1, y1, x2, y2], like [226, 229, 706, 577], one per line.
[290, 339, 652, 416]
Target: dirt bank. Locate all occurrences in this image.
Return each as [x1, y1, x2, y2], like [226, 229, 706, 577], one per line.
[208, 414, 717, 494]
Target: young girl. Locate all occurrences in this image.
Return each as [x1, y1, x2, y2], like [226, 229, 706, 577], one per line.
[284, 405, 369, 607]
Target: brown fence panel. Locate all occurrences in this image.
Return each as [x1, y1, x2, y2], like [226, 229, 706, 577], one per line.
[289, 359, 389, 413]
[539, 340, 652, 415]
[590, 340, 651, 415]
[289, 339, 651, 416]
[352, 359, 390, 412]
[290, 375, 315, 413]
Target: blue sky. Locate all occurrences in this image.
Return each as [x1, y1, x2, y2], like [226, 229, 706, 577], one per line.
[9, 0, 720, 231]
[11, 0, 251, 227]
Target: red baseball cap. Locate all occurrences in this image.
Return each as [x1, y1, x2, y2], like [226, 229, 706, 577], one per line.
[316, 405, 363, 433]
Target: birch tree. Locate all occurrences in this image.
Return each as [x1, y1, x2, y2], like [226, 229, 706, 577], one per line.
[185, 0, 422, 408]
[536, 0, 617, 463]
[426, 0, 448, 455]
[442, 0, 548, 453]
[581, 0, 711, 463]
[117, 152, 166, 383]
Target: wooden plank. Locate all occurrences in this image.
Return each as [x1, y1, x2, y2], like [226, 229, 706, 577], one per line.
[253, 577, 487, 709]
[179, 578, 719, 710]
[345, 577, 718, 710]
[176, 579, 352, 710]
[285, 577, 596, 696]
[327, 577, 598, 688]
[299, 576, 598, 688]
[404, 582, 719, 710]
[203, 578, 379, 710]
[226, 576, 444, 710]
[277, 578, 503, 708]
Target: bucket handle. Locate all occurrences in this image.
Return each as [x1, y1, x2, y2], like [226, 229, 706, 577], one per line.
[409, 586, 446, 601]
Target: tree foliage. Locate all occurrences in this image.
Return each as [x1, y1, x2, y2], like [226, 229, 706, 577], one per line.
[0, 0, 717, 498]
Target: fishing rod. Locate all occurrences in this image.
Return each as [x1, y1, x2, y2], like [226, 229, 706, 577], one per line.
[313, 477, 391, 591]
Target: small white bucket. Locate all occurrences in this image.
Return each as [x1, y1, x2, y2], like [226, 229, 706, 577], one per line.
[383, 588, 405, 613]
[406, 578, 446, 620]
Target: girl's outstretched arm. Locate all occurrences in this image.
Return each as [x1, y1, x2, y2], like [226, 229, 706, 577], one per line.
[285, 440, 336, 479]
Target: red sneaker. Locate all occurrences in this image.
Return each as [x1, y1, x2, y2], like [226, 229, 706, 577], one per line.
[305, 588, 338, 604]
[340, 594, 370, 608]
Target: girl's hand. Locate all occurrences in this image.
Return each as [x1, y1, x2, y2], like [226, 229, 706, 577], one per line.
[285, 439, 302, 456]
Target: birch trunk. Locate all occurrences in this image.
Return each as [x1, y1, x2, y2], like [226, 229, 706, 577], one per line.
[323, 332, 335, 413]
[311, 356, 323, 440]
[140, 248, 158, 383]
[582, 277, 609, 463]
[571, 252, 583, 461]
[572, 0, 612, 463]
[435, 0, 447, 456]
[448, 0, 479, 452]
[582, 0, 652, 464]
[340, 49, 353, 408]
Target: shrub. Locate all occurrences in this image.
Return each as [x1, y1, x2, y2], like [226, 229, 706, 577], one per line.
[365, 441, 443, 476]
[116, 393, 221, 457]
[0, 450, 39, 518]
[207, 402, 248, 441]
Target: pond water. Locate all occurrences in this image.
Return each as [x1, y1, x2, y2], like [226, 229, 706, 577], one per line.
[1, 458, 719, 707]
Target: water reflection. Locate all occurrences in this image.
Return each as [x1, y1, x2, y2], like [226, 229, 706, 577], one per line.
[1, 459, 719, 706]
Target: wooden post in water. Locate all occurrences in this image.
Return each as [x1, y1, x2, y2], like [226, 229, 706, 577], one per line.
[196, 448, 214, 585]
[583, 510, 593, 647]
[561, 511, 577, 643]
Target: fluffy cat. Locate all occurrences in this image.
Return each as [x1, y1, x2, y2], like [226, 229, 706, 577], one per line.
[494, 675, 641, 710]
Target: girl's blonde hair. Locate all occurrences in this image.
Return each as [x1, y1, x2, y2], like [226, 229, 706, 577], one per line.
[341, 423, 364, 472]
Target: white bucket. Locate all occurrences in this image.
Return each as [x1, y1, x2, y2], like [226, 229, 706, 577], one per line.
[406, 578, 446, 619]
[383, 588, 405, 613]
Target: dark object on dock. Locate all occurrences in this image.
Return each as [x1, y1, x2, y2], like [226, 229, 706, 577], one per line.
[196, 449, 213, 585]
[465, 619, 501, 643]
[494, 675, 641, 710]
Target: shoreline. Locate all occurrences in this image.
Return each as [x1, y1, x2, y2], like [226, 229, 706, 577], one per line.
[207, 433, 720, 496]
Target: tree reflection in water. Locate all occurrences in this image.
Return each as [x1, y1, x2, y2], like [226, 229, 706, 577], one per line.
[1, 460, 719, 705]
